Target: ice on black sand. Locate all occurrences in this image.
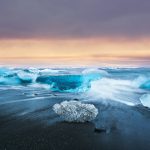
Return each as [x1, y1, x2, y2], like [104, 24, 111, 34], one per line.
[53, 100, 98, 123]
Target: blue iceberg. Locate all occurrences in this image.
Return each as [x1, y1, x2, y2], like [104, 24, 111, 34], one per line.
[0, 67, 103, 92]
[140, 94, 150, 108]
[36, 72, 102, 92]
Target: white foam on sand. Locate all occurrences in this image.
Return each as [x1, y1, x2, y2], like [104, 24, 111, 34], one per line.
[53, 101, 98, 122]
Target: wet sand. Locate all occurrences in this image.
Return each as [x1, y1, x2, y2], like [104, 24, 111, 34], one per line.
[0, 89, 150, 150]
[0, 116, 150, 150]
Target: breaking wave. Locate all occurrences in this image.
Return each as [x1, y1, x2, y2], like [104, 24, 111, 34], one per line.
[87, 78, 143, 106]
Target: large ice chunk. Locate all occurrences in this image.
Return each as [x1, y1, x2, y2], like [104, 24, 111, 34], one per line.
[17, 71, 37, 83]
[53, 101, 98, 122]
[140, 94, 150, 108]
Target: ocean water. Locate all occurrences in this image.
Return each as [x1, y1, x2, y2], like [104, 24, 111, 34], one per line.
[0, 67, 150, 107]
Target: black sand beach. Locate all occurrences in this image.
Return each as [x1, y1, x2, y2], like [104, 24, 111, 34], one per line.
[0, 89, 150, 150]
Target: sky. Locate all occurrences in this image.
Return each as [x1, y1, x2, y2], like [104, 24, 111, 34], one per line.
[0, 0, 150, 67]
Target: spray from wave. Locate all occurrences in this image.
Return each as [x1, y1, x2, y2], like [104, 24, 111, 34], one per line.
[86, 78, 143, 106]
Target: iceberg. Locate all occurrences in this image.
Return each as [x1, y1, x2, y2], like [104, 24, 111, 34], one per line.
[36, 73, 101, 92]
[53, 101, 98, 122]
[140, 94, 150, 108]
[17, 71, 37, 83]
[0, 67, 103, 92]
[0, 76, 21, 85]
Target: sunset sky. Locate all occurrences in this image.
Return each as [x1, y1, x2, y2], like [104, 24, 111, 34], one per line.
[0, 0, 150, 67]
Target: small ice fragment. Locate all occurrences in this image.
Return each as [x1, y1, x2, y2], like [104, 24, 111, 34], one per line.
[53, 101, 98, 122]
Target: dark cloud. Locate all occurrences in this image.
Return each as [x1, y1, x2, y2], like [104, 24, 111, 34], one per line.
[0, 0, 150, 38]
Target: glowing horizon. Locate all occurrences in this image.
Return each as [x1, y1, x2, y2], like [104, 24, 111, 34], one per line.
[0, 37, 150, 67]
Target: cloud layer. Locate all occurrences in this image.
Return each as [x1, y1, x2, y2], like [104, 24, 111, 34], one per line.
[0, 0, 150, 38]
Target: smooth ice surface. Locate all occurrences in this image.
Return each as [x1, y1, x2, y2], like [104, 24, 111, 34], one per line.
[140, 94, 150, 108]
[53, 101, 98, 122]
